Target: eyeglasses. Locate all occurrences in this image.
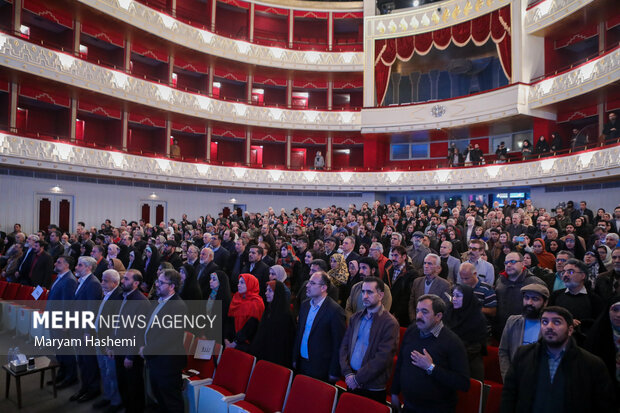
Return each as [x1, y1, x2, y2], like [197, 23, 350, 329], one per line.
[504, 260, 522, 265]
[308, 281, 325, 286]
[469, 247, 483, 251]
[563, 269, 584, 275]
[555, 258, 567, 263]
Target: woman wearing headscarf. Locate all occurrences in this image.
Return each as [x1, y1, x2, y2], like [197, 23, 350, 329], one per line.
[179, 263, 202, 301]
[107, 258, 126, 275]
[523, 251, 553, 282]
[205, 270, 233, 341]
[269, 265, 291, 303]
[584, 296, 620, 406]
[328, 253, 349, 288]
[598, 245, 613, 272]
[276, 243, 301, 292]
[563, 233, 585, 260]
[533, 238, 556, 271]
[251, 280, 296, 368]
[142, 244, 160, 291]
[226, 273, 265, 353]
[584, 252, 601, 289]
[126, 249, 144, 274]
[447, 284, 488, 381]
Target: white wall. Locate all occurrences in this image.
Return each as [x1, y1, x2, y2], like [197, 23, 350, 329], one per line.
[0, 173, 377, 235]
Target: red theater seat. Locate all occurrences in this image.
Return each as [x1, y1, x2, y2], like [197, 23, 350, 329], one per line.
[456, 378, 483, 413]
[335, 392, 391, 413]
[283, 375, 337, 413]
[229, 360, 293, 413]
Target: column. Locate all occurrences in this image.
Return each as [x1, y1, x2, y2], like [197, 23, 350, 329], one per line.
[73, 18, 81, 56]
[121, 110, 128, 151]
[286, 134, 292, 169]
[247, 73, 253, 104]
[170, 0, 176, 18]
[286, 79, 292, 108]
[9, 82, 18, 133]
[69, 98, 77, 142]
[168, 55, 175, 85]
[210, 0, 217, 32]
[326, 134, 333, 170]
[124, 39, 132, 72]
[327, 81, 333, 110]
[248, 3, 255, 42]
[205, 123, 212, 161]
[328, 12, 333, 51]
[208, 62, 214, 96]
[12, 0, 22, 32]
[597, 21, 606, 142]
[244, 129, 251, 165]
[288, 12, 294, 48]
[165, 120, 171, 157]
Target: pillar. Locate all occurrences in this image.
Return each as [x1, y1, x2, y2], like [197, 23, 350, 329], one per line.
[69, 98, 77, 143]
[327, 80, 333, 110]
[205, 123, 212, 161]
[326, 134, 333, 170]
[288, 12, 294, 48]
[9, 82, 18, 133]
[121, 110, 128, 151]
[168, 55, 175, 85]
[286, 79, 292, 108]
[12, 0, 22, 32]
[124, 39, 131, 71]
[328, 12, 333, 51]
[170, 0, 176, 18]
[597, 21, 606, 141]
[247, 73, 253, 104]
[73, 19, 81, 56]
[244, 129, 251, 166]
[210, 0, 217, 32]
[286, 134, 292, 169]
[208, 62, 214, 96]
[248, 3, 255, 42]
[165, 120, 171, 157]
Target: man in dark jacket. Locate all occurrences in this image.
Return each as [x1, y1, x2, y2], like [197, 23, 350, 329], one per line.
[340, 276, 399, 403]
[19, 239, 53, 288]
[501, 306, 615, 413]
[161, 239, 183, 270]
[387, 246, 419, 327]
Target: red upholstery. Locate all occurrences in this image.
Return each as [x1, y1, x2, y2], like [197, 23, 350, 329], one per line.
[398, 327, 406, 350]
[210, 347, 255, 394]
[456, 379, 483, 413]
[283, 375, 337, 413]
[184, 338, 217, 380]
[484, 383, 503, 413]
[0, 281, 8, 297]
[483, 346, 502, 384]
[335, 392, 391, 413]
[15, 286, 35, 300]
[231, 360, 292, 412]
[2, 283, 20, 300]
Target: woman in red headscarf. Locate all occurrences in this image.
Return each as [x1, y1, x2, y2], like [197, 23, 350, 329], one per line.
[225, 273, 265, 352]
[276, 242, 301, 291]
[532, 238, 556, 271]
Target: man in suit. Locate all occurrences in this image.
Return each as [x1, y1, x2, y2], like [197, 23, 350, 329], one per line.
[227, 238, 248, 282]
[185, 245, 200, 271]
[140, 269, 187, 413]
[93, 269, 123, 411]
[70, 256, 104, 403]
[114, 269, 150, 413]
[242, 245, 270, 297]
[293, 271, 346, 382]
[439, 241, 461, 284]
[210, 233, 230, 269]
[196, 247, 219, 297]
[15, 234, 38, 280]
[47, 230, 64, 261]
[18, 239, 54, 288]
[91, 245, 108, 281]
[49, 255, 78, 389]
[341, 236, 360, 266]
[409, 254, 451, 321]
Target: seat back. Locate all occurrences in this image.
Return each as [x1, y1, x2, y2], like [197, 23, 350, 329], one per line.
[185, 338, 220, 379]
[17, 286, 35, 300]
[283, 375, 337, 413]
[0, 281, 8, 297]
[212, 347, 255, 394]
[244, 360, 292, 412]
[335, 392, 391, 413]
[483, 346, 502, 384]
[3, 283, 20, 300]
[456, 379, 483, 413]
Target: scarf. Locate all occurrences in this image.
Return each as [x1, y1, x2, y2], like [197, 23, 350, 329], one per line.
[228, 273, 265, 332]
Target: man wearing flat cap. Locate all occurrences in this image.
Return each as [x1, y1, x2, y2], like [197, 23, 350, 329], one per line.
[498, 283, 549, 380]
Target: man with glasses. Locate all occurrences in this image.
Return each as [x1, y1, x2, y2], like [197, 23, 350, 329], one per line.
[495, 252, 545, 335]
[549, 259, 604, 333]
[369, 242, 392, 283]
[466, 239, 495, 286]
[541, 251, 573, 293]
[595, 247, 620, 300]
[293, 271, 345, 382]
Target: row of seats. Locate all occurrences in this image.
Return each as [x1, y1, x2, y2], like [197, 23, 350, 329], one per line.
[0, 280, 50, 338]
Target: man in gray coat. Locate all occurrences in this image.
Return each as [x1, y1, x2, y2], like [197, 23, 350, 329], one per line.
[498, 283, 549, 380]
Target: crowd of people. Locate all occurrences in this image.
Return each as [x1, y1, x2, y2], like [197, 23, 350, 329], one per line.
[0, 196, 619, 413]
[448, 111, 619, 167]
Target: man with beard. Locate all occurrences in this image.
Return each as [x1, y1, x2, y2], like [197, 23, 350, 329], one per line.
[501, 306, 615, 412]
[498, 284, 549, 380]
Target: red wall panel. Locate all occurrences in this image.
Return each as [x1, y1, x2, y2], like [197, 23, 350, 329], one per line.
[215, 139, 244, 163]
[254, 13, 288, 38]
[215, 5, 247, 37]
[128, 127, 165, 154]
[261, 142, 286, 166]
[430, 142, 448, 158]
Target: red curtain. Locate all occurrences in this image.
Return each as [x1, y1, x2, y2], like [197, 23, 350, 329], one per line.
[375, 5, 512, 106]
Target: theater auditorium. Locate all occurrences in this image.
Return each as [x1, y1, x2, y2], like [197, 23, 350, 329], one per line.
[0, 0, 618, 411]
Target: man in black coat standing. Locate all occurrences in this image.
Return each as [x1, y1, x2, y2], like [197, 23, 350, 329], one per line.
[242, 245, 270, 297]
[293, 271, 346, 382]
[501, 306, 615, 413]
